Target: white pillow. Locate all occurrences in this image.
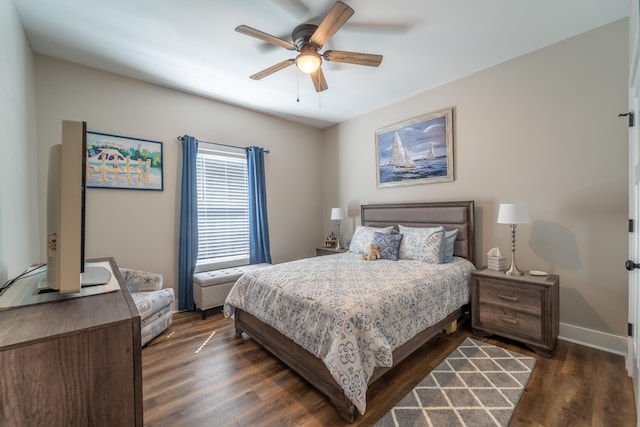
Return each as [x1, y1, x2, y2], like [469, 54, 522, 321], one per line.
[348, 225, 394, 254]
[398, 225, 445, 263]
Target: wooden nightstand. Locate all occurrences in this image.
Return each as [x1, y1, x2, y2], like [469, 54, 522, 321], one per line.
[470, 267, 559, 357]
[316, 247, 347, 256]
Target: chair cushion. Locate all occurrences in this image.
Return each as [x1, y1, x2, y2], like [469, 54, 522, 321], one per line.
[131, 288, 174, 319]
[140, 304, 172, 329]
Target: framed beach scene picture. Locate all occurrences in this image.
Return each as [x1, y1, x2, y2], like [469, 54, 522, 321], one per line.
[375, 108, 454, 188]
[86, 131, 163, 191]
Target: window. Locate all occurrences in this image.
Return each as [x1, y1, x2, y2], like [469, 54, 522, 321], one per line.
[195, 145, 249, 270]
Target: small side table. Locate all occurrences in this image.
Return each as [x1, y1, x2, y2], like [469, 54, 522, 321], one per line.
[470, 267, 559, 357]
[316, 247, 347, 256]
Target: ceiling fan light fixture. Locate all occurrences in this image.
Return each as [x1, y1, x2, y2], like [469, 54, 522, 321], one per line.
[237, 1, 381, 92]
[296, 50, 322, 74]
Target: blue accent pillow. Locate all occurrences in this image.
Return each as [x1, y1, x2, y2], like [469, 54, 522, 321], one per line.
[373, 232, 403, 261]
[440, 229, 459, 263]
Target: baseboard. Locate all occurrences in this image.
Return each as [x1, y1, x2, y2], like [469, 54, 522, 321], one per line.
[559, 322, 627, 356]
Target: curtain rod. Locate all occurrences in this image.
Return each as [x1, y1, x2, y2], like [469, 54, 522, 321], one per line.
[176, 136, 269, 154]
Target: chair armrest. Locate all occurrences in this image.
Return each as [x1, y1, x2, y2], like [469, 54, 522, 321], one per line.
[120, 268, 163, 292]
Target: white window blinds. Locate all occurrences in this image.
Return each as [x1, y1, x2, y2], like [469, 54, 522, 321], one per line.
[195, 147, 249, 263]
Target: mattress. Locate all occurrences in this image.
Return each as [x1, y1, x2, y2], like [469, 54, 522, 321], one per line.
[223, 252, 475, 414]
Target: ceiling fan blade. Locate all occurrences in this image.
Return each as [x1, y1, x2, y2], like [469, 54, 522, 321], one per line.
[250, 59, 295, 80]
[323, 50, 383, 67]
[310, 1, 354, 48]
[310, 67, 328, 92]
[235, 25, 297, 50]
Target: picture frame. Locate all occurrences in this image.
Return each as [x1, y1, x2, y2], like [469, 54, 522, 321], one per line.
[86, 131, 163, 191]
[375, 107, 454, 188]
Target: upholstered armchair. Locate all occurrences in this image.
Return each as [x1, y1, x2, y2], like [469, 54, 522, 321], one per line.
[120, 268, 175, 346]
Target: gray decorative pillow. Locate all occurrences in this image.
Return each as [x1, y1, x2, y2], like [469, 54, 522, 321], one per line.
[440, 229, 459, 263]
[349, 225, 394, 254]
[398, 225, 445, 263]
[373, 232, 403, 261]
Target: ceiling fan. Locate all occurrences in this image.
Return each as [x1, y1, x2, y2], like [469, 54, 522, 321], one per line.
[235, 1, 383, 93]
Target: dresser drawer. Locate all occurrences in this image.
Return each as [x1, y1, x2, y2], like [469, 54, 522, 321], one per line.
[477, 279, 542, 315]
[478, 303, 543, 341]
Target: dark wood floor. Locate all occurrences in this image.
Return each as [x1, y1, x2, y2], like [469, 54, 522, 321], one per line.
[141, 311, 637, 426]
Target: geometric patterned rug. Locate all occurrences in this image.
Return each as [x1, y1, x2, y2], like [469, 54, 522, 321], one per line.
[374, 337, 537, 427]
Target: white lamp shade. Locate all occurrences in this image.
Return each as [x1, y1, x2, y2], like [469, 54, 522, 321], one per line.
[330, 208, 346, 220]
[497, 204, 530, 224]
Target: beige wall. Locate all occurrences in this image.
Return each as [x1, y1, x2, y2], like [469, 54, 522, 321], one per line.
[0, 0, 38, 282]
[323, 19, 629, 338]
[33, 56, 324, 306]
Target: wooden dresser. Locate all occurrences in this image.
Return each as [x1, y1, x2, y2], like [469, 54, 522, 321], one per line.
[0, 258, 142, 426]
[470, 267, 559, 357]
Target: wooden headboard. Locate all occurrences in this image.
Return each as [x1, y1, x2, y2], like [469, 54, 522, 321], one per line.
[361, 201, 476, 265]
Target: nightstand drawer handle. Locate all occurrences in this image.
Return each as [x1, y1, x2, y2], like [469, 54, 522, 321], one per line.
[500, 317, 519, 324]
[497, 293, 519, 302]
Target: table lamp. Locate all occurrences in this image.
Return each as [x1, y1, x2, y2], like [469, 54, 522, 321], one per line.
[497, 203, 530, 276]
[331, 208, 346, 250]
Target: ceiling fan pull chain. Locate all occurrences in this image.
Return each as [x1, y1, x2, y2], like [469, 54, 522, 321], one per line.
[318, 93, 322, 109]
[296, 69, 300, 103]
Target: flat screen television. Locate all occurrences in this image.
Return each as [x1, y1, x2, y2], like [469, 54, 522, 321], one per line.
[41, 120, 111, 294]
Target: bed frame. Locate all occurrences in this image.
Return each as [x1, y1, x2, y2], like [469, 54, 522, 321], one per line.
[234, 201, 476, 422]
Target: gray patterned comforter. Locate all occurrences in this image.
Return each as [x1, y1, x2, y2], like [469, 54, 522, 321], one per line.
[223, 252, 475, 414]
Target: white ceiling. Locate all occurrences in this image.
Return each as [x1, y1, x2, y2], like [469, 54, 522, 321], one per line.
[14, 0, 629, 128]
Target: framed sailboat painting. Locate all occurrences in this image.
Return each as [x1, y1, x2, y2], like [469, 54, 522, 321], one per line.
[375, 108, 454, 188]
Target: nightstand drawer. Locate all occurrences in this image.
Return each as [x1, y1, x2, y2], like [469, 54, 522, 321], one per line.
[477, 279, 542, 315]
[478, 303, 543, 341]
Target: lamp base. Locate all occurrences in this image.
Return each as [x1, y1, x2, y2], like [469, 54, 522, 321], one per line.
[505, 258, 523, 276]
[505, 223, 524, 276]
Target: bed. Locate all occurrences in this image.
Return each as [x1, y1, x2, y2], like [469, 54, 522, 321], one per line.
[223, 201, 476, 422]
